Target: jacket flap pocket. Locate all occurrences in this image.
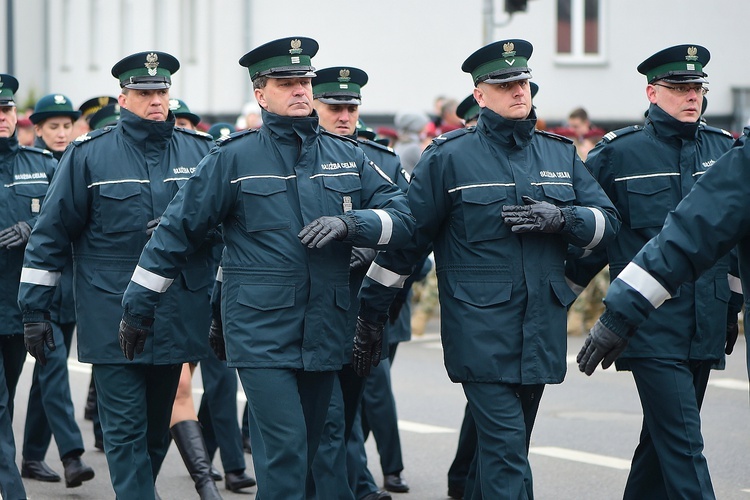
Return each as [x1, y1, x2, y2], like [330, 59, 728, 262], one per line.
[460, 186, 507, 206]
[241, 178, 287, 196]
[453, 280, 512, 307]
[237, 284, 295, 311]
[322, 174, 361, 194]
[550, 279, 578, 307]
[99, 182, 141, 200]
[91, 269, 129, 294]
[626, 176, 671, 196]
[541, 183, 576, 203]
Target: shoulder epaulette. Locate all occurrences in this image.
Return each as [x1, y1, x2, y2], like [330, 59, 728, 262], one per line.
[357, 138, 397, 156]
[216, 127, 258, 146]
[175, 127, 213, 141]
[601, 125, 641, 143]
[432, 127, 471, 145]
[535, 129, 575, 144]
[70, 127, 113, 146]
[321, 129, 359, 145]
[19, 145, 54, 157]
[700, 124, 734, 138]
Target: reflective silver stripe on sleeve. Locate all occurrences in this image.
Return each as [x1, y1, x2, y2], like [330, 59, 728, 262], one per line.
[566, 277, 585, 297]
[616, 262, 671, 308]
[366, 262, 408, 289]
[131, 266, 174, 293]
[215, 267, 223, 283]
[728, 273, 743, 294]
[373, 209, 393, 245]
[582, 206, 606, 250]
[20, 268, 61, 286]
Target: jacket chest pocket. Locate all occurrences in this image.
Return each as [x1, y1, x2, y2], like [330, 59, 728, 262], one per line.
[322, 175, 362, 215]
[460, 186, 510, 243]
[98, 183, 142, 234]
[13, 183, 47, 218]
[241, 178, 291, 232]
[540, 182, 576, 204]
[626, 176, 673, 229]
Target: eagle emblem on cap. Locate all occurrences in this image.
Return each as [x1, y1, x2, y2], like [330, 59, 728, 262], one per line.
[289, 39, 303, 55]
[145, 53, 160, 76]
[169, 99, 180, 110]
[685, 46, 699, 61]
[338, 69, 351, 82]
[502, 42, 516, 57]
[98, 96, 109, 106]
[54, 95, 67, 104]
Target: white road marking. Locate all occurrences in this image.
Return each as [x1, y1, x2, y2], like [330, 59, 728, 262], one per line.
[530, 446, 631, 470]
[708, 378, 749, 392]
[397, 420, 456, 434]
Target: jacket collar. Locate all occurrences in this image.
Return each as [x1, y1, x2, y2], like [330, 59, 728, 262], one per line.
[117, 107, 175, 147]
[0, 131, 19, 156]
[645, 103, 699, 141]
[476, 106, 536, 148]
[261, 108, 320, 145]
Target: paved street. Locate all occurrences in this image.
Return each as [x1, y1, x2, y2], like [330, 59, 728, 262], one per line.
[11, 323, 750, 499]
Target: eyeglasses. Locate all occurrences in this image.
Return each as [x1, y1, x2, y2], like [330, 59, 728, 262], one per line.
[653, 83, 709, 95]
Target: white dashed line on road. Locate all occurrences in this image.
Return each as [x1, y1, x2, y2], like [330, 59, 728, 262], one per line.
[530, 446, 631, 470]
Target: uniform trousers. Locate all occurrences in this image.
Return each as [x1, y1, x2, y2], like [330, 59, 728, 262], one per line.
[22, 322, 84, 461]
[623, 358, 715, 500]
[462, 382, 543, 500]
[0, 334, 27, 500]
[93, 363, 181, 500]
[447, 403, 477, 494]
[238, 368, 334, 500]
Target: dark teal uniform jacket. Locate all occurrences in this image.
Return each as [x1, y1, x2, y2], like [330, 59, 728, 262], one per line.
[18, 109, 214, 364]
[360, 108, 620, 384]
[567, 104, 738, 364]
[121, 110, 415, 372]
[0, 135, 55, 334]
[600, 128, 750, 340]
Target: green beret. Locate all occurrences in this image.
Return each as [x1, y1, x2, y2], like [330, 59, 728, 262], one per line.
[111, 51, 180, 89]
[0, 74, 19, 106]
[169, 98, 200, 126]
[462, 39, 533, 86]
[637, 44, 710, 84]
[30, 94, 81, 124]
[239, 37, 318, 80]
[313, 67, 368, 105]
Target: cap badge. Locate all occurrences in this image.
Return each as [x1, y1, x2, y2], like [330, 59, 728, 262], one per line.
[145, 53, 160, 76]
[54, 94, 67, 105]
[502, 42, 517, 57]
[169, 99, 180, 110]
[289, 39, 303, 55]
[685, 46, 699, 61]
[98, 96, 110, 106]
[337, 69, 351, 83]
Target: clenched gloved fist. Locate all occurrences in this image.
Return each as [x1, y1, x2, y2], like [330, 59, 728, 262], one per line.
[119, 311, 154, 361]
[298, 216, 348, 248]
[350, 247, 377, 270]
[577, 319, 630, 376]
[208, 317, 226, 361]
[24, 312, 56, 366]
[725, 321, 739, 355]
[146, 217, 161, 238]
[502, 196, 566, 233]
[0, 221, 32, 248]
[352, 316, 385, 377]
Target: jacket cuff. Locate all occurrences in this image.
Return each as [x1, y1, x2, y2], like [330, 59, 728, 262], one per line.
[123, 309, 155, 329]
[357, 299, 388, 325]
[23, 310, 50, 323]
[559, 206, 577, 234]
[599, 308, 636, 338]
[338, 214, 358, 243]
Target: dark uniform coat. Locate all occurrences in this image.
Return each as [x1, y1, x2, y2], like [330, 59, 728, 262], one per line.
[360, 108, 620, 384]
[122, 109, 415, 371]
[18, 108, 214, 364]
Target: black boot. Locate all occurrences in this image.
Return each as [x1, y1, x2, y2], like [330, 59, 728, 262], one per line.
[170, 420, 223, 500]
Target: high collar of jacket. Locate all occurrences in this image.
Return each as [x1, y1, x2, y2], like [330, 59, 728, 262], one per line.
[476, 106, 537, 148]
[118, 107, 175, 147]
[646, 103, 699, 142]
[34, 136, 63, 160]
[261, 108, 320, 145]
[0, 131, 19, 156]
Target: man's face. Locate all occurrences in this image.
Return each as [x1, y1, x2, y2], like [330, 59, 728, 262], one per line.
[34, 117, 74, 152]
[255, 77, 313, 117]
[474, 80, 532, 120]
[567, 117, 590, 137]
[313, 102, 359, 135]
[646, 81, 704, 123]
[0, 105, 18, 138]
[175, 116, 195, 130]
[118, 89, 170, 121]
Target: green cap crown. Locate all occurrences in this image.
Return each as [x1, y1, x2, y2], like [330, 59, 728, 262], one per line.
[0, 74, 19, 106]
[637, 44, 710, 84]
[30, 93, 81, 124]
[462, 39, 533, 85]
[239, 37, 318, 80]
[111, 51, 180, 89]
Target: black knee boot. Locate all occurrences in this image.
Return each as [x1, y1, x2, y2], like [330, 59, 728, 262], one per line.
[170, 420, 223, 500]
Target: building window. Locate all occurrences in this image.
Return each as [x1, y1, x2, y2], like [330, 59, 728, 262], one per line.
[557, 0, 604, 63]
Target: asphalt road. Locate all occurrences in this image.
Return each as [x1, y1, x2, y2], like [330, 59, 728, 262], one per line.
[10, 323, 750, 499]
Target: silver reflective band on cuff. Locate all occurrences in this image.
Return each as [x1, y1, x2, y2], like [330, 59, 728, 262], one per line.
[216, 267, 223, 283]
[728, 273, 743, 294]
[373, 209, 393, 245]
[366, 262, 408, 288]
[565, 277, 585, 297]
[131, 266, 174, 293]
[20, 267, 61, 286]
[616, 262, 671, 308]
[582, 207, 605, 250]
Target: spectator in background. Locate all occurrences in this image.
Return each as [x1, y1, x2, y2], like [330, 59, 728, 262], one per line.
[235, 101, 262, 130]
[393, 111, 429, 174]
[425, 98, 463, 137]
[16, 117, 35, 146]
[566, 107, 605, 160]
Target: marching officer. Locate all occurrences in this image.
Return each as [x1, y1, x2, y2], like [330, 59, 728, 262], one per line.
[21, 93, 95, 488]
[18, 52, 216, 500]
[571, 45, 740, 499]
[354, 39, 619, 498]
[0, 73, 56, 500]
[117, 37, 414, 500]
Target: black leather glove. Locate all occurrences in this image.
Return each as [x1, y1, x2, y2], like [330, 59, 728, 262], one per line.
[209, 317, 226, 361]
[725, 321, 739, 355]
[352, 316, 385, 377]
[350, 247, 377, 270]
[146, 217, 161, 238]
[24, 313, 56, 366]
[577, 319, 631, 376]
[298, 216, 348, 248]
[502, 196, 565, 233]
[118, 311, 154, 361]
[0, 221, 32, 248]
